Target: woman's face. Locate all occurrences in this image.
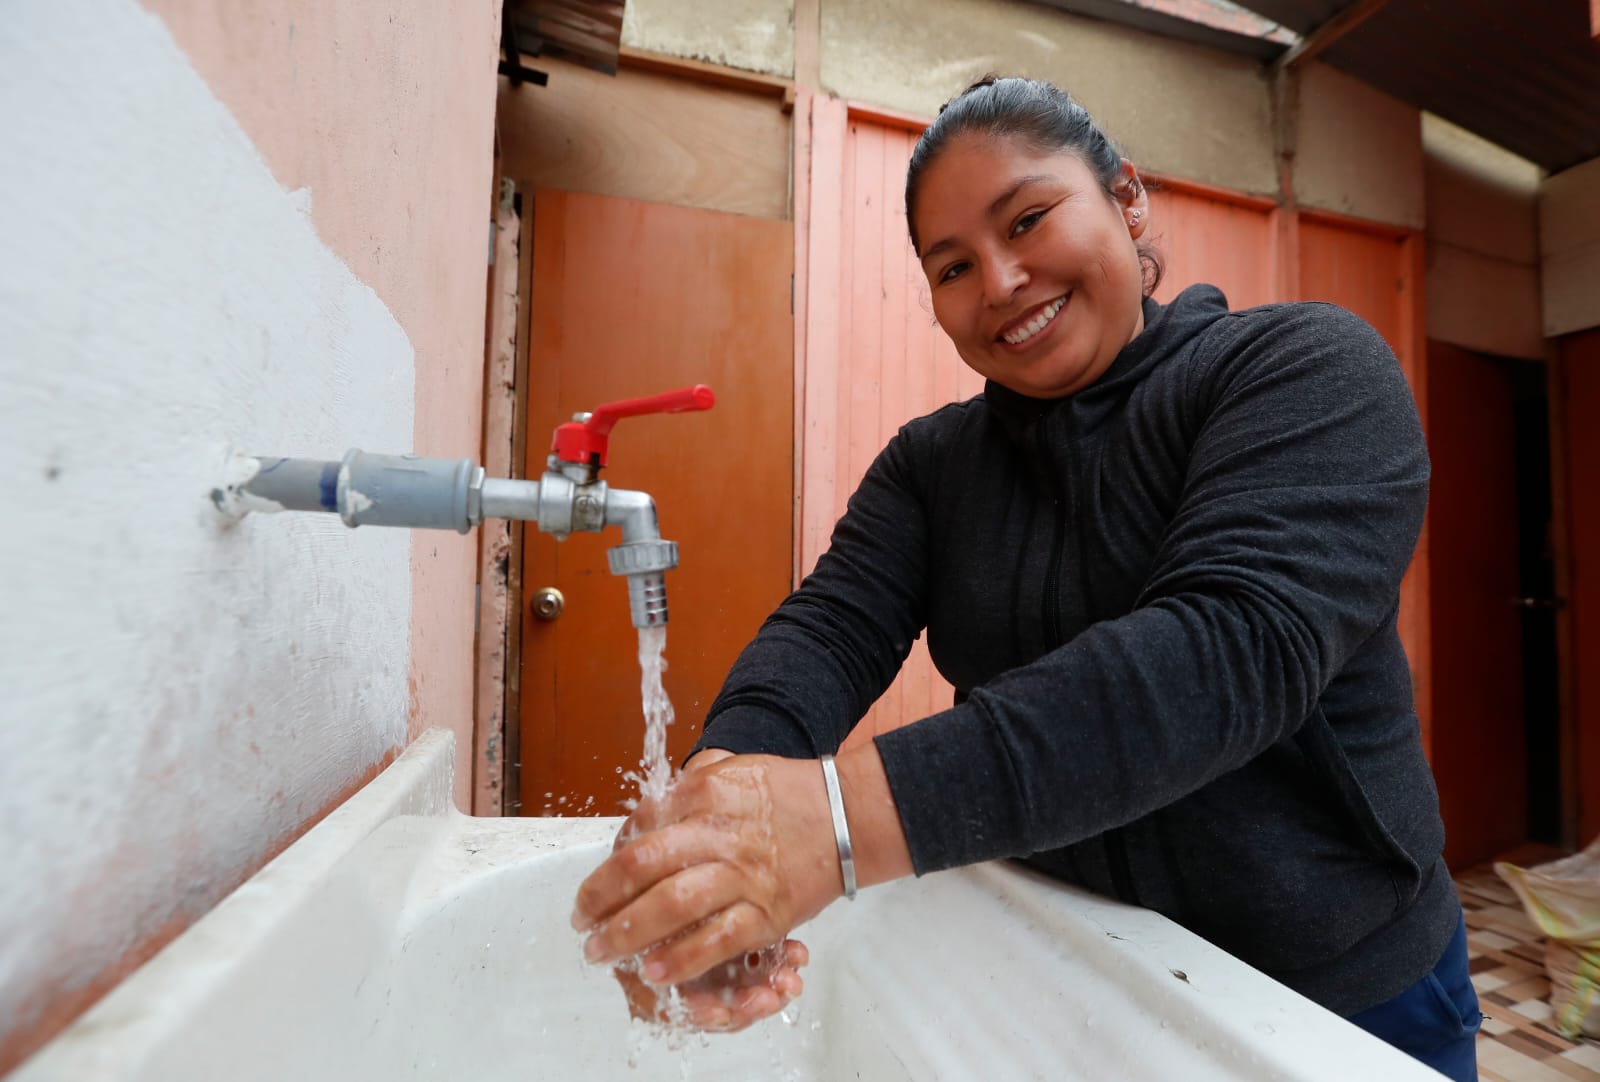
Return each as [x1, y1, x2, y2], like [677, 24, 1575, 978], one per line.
[912, 133, 1150, 399]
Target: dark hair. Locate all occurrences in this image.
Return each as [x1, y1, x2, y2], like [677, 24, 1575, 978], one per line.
[906, 76, 1163, 297]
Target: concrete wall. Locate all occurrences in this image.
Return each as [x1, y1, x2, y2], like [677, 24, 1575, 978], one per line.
[144, 0, 501, 793]
[820, 0, 1277, 198]
[1421, 114, 1545, 360]
[0, 0, 497, 1070]
[623, 0, 794, 76]
[1295, 63, 1424, 229]
[619, 0, 1434, 232]
[1542, 155, 1600, 338]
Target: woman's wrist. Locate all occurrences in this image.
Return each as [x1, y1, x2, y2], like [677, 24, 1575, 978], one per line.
[831, 742, 914, 890]
[682, 747, 735, 773]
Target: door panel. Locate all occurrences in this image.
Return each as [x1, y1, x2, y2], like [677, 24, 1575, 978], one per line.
[1427, 341, 1527, 869]
[519, 190, 793, 816]
[1562, 328, 1600, 846]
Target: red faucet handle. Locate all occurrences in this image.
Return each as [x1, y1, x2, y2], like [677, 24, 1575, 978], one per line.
[551, 384, 716, 467]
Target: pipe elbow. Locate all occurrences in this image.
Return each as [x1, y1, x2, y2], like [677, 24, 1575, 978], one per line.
[603, 487, 662, 545]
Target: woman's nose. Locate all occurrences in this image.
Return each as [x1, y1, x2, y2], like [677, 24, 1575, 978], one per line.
[981, 255, 1028, 307]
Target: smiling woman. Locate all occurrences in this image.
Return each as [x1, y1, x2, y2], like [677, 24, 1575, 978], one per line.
[573, 76, 1479, 1082]
[912, 142, 1146, 397]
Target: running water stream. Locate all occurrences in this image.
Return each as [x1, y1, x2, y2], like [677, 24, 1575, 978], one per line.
[636, 626, 675, 804]
[622, 625, 694, 1051]
[624, 627, 805, 1075]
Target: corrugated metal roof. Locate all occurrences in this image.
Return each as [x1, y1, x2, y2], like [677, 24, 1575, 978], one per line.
[1033, 0, 1600, 174]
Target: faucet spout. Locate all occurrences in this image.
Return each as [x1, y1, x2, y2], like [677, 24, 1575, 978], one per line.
[602, 487, 677, 629]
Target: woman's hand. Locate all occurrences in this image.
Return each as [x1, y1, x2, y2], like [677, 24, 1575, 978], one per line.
[598, 748, 812, 1031]
[612, 938, 810, 1032]
[572, 753, 843, 993]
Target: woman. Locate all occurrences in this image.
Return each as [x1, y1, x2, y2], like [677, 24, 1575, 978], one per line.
[572, 77, 1479, 1080]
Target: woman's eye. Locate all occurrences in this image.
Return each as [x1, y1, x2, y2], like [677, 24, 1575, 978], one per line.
[938, 261, 969, 284]
[1011, 210, 1045, 237]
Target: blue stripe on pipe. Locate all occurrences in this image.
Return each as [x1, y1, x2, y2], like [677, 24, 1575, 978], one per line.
[319, 462, 340, 511]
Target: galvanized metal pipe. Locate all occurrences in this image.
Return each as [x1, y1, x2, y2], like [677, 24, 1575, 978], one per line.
[218, 449, 679, 628]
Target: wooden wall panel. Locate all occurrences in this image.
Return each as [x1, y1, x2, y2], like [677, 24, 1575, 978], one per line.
[1296, 216, 1434, 752]
[1298, 217, 1409, 347]
[826, 115, 969, 743]
[1147, 183, 1276, 312]
[497, 55, 791, 221]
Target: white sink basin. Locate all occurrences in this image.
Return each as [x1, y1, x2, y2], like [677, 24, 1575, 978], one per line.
[13, 728, 1439, 1081]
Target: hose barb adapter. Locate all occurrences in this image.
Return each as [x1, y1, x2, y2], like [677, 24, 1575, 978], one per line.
[606, 538, 677, 629]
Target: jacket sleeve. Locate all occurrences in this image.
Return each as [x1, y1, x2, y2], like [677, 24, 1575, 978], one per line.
[876, 304, 1431, 874]
[691, 417, 941, 760]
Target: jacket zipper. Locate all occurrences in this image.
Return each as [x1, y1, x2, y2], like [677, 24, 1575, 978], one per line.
[1038, 416, 1141, 906]
[1037, 423, 1066, 647]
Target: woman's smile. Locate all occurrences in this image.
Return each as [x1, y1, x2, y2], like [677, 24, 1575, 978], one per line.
[997, 293, 1070, 349]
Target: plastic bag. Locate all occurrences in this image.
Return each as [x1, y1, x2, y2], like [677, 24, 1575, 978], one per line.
[1496, 838, 1600, 1039]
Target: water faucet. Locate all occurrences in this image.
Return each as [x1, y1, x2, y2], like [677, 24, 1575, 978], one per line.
[213, 385, 715, 629]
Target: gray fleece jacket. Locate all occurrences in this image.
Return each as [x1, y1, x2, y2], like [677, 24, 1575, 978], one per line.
[691, 284, 1457, 1016]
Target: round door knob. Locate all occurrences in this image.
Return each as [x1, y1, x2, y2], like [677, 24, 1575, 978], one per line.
[531, 586, 565, 620]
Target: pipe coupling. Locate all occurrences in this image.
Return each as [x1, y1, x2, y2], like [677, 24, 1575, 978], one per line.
[606, 539, 678, 576]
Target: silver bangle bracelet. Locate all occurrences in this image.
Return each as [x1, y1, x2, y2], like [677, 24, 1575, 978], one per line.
[819, 754, 858, 900]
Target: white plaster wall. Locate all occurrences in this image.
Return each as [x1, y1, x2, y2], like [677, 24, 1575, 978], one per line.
[1541, 155, 1600, 338]
[820, 0, 1278, 197]
[0, 0, 412, 1061]
[1295, 63, 1425, 229]
[623, 0, 794, 77]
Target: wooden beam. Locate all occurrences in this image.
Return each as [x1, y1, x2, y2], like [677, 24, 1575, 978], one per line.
[617, 45, 792, 100]
[1143, 170, 1278, 211]
[474, 176, 521, 817]
[1271, 0, 1391, 72]
[845, 100, 931, 133]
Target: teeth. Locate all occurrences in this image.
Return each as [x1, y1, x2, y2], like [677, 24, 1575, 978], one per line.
[1003, 296, 1066, 345]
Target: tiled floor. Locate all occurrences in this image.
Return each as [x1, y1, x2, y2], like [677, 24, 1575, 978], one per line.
[1455, 849, 1600, 1082]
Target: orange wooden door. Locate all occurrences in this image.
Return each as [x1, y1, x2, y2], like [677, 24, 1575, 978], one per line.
[519, 189, 793, 816]
[1426, 341, 1528, 869]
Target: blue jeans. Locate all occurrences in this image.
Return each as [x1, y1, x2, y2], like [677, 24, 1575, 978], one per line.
[1347, 910, 1481, 1081]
